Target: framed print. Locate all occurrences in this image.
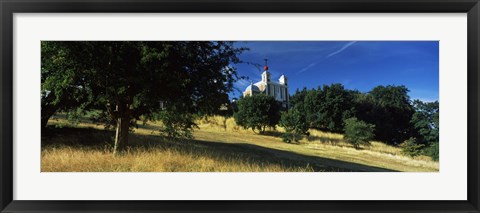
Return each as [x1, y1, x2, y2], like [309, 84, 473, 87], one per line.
[1, 0, 479, 212]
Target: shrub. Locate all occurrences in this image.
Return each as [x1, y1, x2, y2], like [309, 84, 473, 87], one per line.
[233, 94, 281, 133]
[400, 137, 425, 157]
[343, 117, 375, 149]
[424, 142, 439, 161]
[154, 111, 197, 139]
[279, 107, 308, 143]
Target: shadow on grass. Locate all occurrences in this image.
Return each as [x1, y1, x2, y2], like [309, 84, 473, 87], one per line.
[42, 126, 398, 172]
[261, 131, 344, 146]
[260, 130, 284, 138]
[42, 125, 115, 147]
[306, 135, 343, 144]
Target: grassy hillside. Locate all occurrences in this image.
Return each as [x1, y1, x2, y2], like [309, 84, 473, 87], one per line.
[42, 115, 439, 172]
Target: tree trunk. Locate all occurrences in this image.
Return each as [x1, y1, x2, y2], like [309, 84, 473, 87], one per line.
[41, 104, 58, 130]
[261, 125, 266, 134]
[113, 104, 130, 155]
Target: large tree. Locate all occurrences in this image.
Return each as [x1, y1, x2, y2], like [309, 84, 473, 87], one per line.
[303, 88, 323, 129]
[300, 84, 355, 132]
[41, 41, 244, 154]
[316, 84, 356, 132]
[41, 42, 95, 129]
[233, 94, 281, 133]
[356, 85, 414, 144]
[289, 87, 308, 109]
[410, 100, 439, 161]
[410, 100, 439, 144]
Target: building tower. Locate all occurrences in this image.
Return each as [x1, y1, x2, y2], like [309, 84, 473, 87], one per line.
[279, 74, 288, 85]
[279, 74, 289, 108]
[242, 58, 289, 109]
[261, 59, 271, 83]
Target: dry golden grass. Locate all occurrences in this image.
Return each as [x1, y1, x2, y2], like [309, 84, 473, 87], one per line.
[306, 129, 401, 155]
[196, 115, 249, 133]
[42, 145, 314, 172]
[43, 118, 315, 172]
[42, 115, 439, 172]
[191, 129, 438, 172]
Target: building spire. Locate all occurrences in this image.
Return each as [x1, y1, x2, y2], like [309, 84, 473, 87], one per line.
[263, 58, 269, 71]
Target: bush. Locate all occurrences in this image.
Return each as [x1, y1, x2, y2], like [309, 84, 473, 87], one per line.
[233, 94, 281, 133]
[343, 117, 375, 149]
[424, 142, 439, 161]
[279, 107, 309, 143]
[400, 137, 425, 157]
[154, 111, 197, 139]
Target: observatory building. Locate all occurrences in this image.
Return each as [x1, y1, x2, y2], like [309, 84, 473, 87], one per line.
[243, 60, 289, 108]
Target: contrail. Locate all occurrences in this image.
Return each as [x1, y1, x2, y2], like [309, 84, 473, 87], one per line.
[326, 41, 357, 58]
[297, 62, 317, 74]
[297, 41, 358, 74]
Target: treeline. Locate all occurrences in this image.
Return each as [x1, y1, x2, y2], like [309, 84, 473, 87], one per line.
[233, 84, 439, 160]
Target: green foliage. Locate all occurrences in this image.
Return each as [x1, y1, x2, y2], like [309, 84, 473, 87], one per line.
[295, 84, 356, 132]
[424, 142, 439, 161]
[410, 100, 439, 145]
[355, 85, 414, 144]
[290, 87, 308, 110]
[407, 100, 439, 161]
[42, 41, 243, 121]
[233, 94, 281, 133]
[279, 107, 308, 143]
[343, 117, 375, 149]
[153, 111, 198, 139]
[41, 41, 245, 152]
[400, 137, 425, 157]
[303, 88, 322, 129]
[319, 84, 356, 132]
[288, 84, 439, 160]
[41, 41, 96, 128]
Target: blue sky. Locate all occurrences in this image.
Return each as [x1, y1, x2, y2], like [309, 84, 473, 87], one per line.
[230, 41, 439, 102]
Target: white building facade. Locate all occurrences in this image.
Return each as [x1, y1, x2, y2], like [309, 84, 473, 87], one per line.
[243, 65, 289, 108]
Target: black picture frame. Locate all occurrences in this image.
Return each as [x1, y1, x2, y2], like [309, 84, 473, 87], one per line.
[1, 0, 479, 212]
